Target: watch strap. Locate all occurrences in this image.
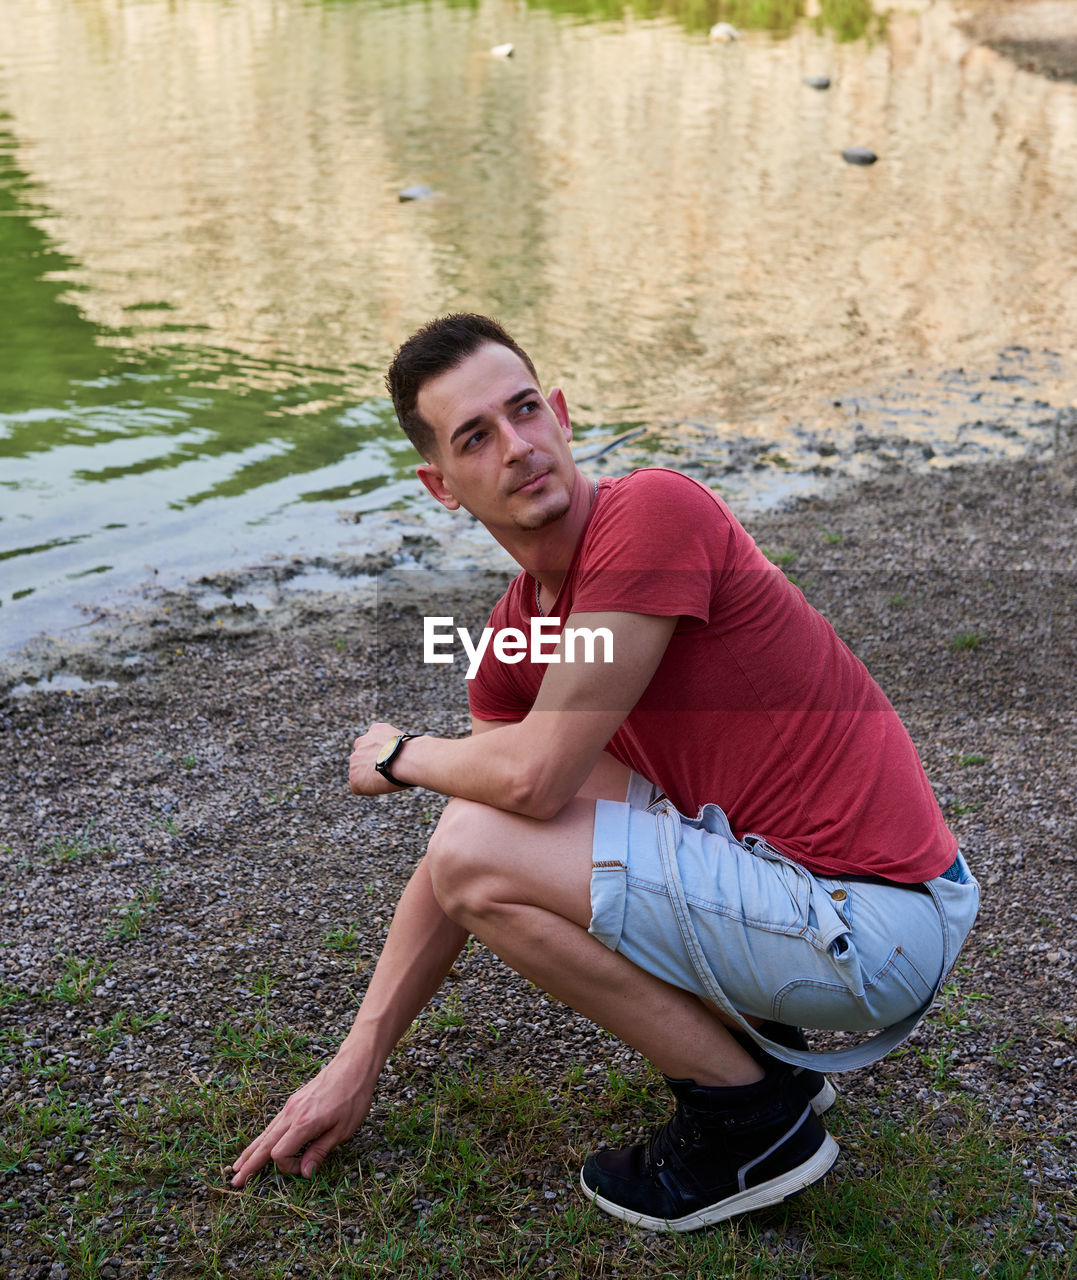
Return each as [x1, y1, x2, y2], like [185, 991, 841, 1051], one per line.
[375, 733, 417, 789]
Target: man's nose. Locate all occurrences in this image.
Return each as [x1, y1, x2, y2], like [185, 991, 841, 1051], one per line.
[499, 421, 533, 462]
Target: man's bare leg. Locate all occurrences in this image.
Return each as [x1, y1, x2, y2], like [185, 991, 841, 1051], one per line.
[424, 794, 839, 1233]
[426, 796, 763, 1087]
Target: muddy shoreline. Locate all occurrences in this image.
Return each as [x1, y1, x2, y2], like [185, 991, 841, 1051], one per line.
[1, 445, 1075, 1270]
[962, 0, 1077, 82]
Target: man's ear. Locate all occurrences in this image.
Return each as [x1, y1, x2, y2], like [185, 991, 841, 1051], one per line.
[548, 386, 573, 441]
[416, 462, 461, 511]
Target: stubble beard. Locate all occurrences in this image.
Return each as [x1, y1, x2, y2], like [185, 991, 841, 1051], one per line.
[508, 486, 572, 532]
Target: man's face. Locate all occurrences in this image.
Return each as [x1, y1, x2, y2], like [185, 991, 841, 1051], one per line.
[415, 342, 577, 533]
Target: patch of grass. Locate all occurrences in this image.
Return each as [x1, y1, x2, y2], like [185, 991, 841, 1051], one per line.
[48, 952, 114, 998]
[821, 528, 845, 545]
[212, 1017, 319, 1073]
[0, 1026, 28, 1063]
[104, 881, 163, 940]
[0, 1131, 34, 1174]
[85, 1008, 171, 1050]
[956, 752, 987, 767]
[949, 801, 983, 816]
[262, 784, 302, 807]
[913, 1039, 959, 1088]
[182, 753, 199, 769]
[322, 921, 362, 952]
[36, 817, 115, 865]
[950, 630, 985, 652]
[761, 547, 798, 568]
[804, 1098, 1044, 1277]
[248, 968, 277, 999]
[14, 1089, 93, 1149]
[758, 451, 792, 469]
[48, 953, 115, 1004]
[990, 1037, 1020, 1071]
[934, 978, 992, 1031]
[1034, 1016, 1075, 1043]
[426, 991, 465, 1031]
[212, 969, 322, 1074]
[152, 811, 180, 834]
[11, 1059, 1057, 1279]
[35, 1052, 72, 1084]
[0, 979, 25, 1009]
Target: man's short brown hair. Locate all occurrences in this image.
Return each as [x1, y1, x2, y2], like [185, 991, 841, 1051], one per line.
[385, 314, 539, 460]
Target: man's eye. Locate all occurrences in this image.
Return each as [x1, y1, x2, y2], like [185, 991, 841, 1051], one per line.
[463, 431, 485, 450]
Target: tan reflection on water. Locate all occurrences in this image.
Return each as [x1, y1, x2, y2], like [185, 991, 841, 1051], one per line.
[1, 0, 1075, 424]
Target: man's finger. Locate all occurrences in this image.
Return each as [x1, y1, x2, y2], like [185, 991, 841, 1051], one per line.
[229, 1144, 271, 1186]
[265, 1117, 340, 1178]
[298, 1129, 348, 1179]
[230, 1124, 289, 1186]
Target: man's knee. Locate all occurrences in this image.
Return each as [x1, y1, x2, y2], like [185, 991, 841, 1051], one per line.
[426, 798, 504, 923]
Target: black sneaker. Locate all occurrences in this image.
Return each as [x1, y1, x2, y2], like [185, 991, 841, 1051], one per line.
[735, 1022, 837, 1116]
[579, 1069, 839, 1233]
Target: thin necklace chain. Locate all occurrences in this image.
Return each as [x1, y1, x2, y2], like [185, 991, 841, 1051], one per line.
[534, 478, 599, 618]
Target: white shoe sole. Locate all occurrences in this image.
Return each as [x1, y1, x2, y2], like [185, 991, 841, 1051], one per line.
[579, 1132, 840, 1234]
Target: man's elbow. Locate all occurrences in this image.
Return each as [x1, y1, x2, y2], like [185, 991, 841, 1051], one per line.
[509, 765, 575, 822]
[517, 792, 569, 822]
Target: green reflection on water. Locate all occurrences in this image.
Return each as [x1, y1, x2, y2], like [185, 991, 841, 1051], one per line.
[322, 0, 867, 38]
[526, 0, 805, 35]
[815, 0, 881, 42]
[0, 120, 119, 415]
[0, 122, 419, 521]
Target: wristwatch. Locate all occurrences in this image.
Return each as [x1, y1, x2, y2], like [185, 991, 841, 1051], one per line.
[374, 733, 417, 789]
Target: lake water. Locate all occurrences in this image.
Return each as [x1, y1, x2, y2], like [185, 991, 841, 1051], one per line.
[2, 0, 1076, 651]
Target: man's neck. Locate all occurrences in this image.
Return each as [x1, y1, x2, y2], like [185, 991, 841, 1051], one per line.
[490, 468, 596, 600]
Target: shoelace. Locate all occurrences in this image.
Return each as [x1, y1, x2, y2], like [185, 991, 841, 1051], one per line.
[645, 1106, 703, 1173]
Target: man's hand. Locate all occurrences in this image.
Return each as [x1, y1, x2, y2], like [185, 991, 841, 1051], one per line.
[230, 858, 468, 1190]
[229, 1053, 375, 1187]
[348, 722, 409, 795]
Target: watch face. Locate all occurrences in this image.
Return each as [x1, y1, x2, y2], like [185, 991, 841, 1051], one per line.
[376, 736, 400, 766]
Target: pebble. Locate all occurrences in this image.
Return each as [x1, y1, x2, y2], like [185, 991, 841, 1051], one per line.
[804, 75, 831, 89]
[842, 146, 878, 165]
[708, 22, 739, 41]
[398, 184, 435, 202]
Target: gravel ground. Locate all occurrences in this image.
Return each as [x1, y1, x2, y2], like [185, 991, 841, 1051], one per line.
[1, 445, 1075, 1273]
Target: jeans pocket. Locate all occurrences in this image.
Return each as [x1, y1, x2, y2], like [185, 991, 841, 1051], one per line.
[870, 944, 935, 1011]
[771, 940, 935, 1030]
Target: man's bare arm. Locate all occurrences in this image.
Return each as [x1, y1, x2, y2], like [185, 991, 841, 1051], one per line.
[349, 611, 677, 819]
[229, 855, 467, 1185]
[229, 719, 633, 1187]
[229, 718, 519, 1186]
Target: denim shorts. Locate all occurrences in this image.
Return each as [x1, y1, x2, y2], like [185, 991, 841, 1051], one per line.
[588, 781, 979, 1065]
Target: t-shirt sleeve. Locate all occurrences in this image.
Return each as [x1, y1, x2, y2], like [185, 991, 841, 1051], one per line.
[466, 587, 534, 723]
[571, 470, 736, 623]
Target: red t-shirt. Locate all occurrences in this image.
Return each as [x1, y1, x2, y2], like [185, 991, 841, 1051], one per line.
[468, 468, 956, 883]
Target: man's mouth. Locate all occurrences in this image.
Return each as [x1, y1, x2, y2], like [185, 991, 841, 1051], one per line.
[511, 470, 549, 495]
